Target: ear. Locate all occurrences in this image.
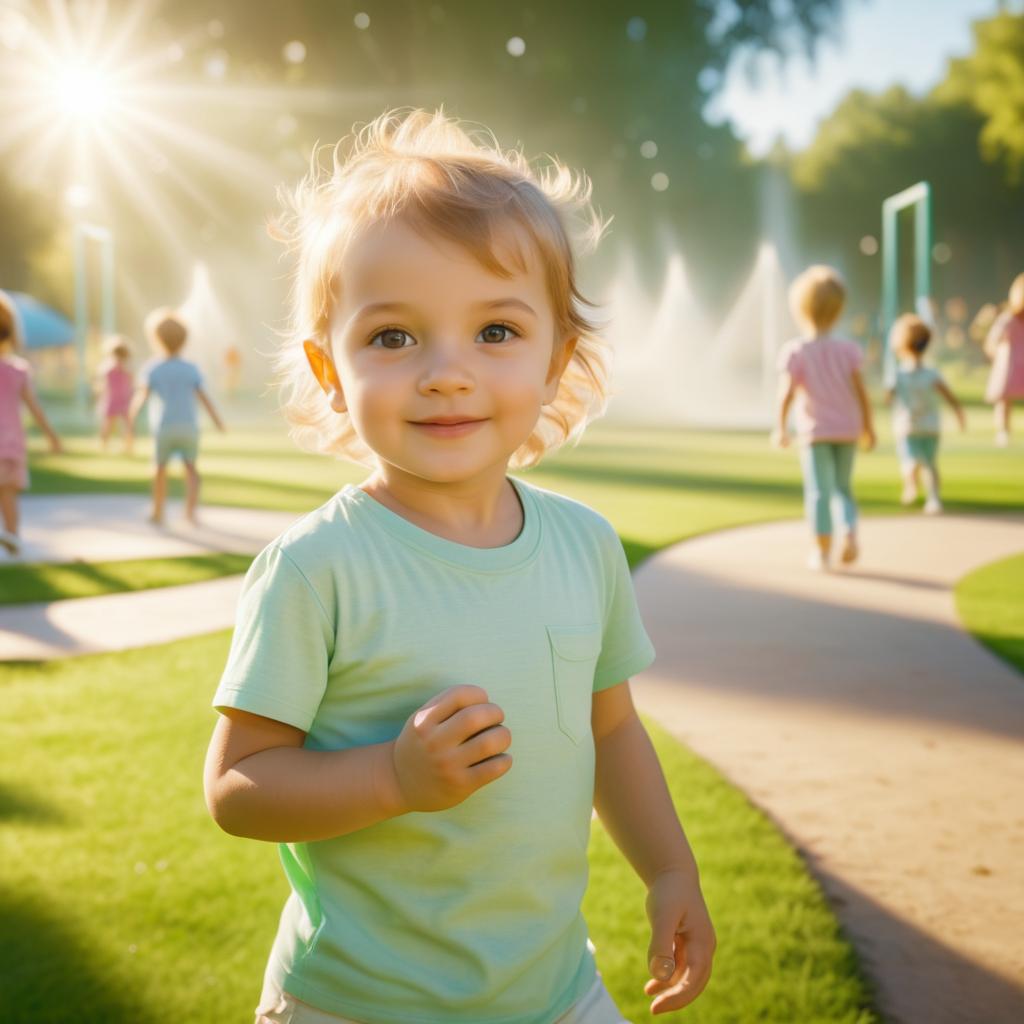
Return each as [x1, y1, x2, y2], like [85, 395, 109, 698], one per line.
[303, 339, 347, 413]
[543, 336, 578, 405]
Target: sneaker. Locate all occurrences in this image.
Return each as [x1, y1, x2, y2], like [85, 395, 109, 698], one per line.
[923, 497, 943, 515]
[900, 483, 918, 506]
[0, 530, 21, 556]
[807, 549, 828, 572]
[995, 430, 1009, 448]
[839, 535, 859, 565]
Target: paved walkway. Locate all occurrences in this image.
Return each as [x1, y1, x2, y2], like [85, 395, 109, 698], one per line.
[630, 514, 1024, 1024]
[0, 495, 299, 660]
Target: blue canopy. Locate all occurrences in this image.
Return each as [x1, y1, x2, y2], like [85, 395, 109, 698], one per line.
[5, 291, 75, 349]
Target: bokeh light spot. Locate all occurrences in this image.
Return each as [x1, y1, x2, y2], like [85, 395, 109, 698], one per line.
[506, 36, 526, 57]
[651, 172, 669, 191]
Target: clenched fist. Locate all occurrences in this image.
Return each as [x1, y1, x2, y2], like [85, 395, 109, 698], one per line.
[391, 685, 513, 813]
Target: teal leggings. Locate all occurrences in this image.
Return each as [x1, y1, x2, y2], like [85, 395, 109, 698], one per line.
[798, 442, 858, 536]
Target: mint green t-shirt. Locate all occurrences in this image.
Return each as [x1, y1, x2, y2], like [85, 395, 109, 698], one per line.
[212, 477, 656, 1024]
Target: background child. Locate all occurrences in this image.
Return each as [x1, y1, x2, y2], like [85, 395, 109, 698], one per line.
[0, 290, 61, 556]
[984, 271, 1024, 447]
[772, 265, 876, 570]
[886, 314, 965, 515]
[129, 308, 225, 525]
[204, 109, 715, 1024]
[95, 334, 135, 454]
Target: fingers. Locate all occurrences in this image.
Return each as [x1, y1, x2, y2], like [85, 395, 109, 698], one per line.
[645, 934, 715, 1015]
[458, 723, 512, 765]
[412, 685, 491, 732]
[435, 702, 506, 749]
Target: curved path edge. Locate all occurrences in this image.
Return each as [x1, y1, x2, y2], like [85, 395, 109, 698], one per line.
[630, 513, 1024, 1024]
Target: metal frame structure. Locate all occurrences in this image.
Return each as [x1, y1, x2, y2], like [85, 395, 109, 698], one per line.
[881, 181, 932, 384]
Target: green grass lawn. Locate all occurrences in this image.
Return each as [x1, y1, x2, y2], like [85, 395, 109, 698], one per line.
[955, 552, 1024, 677]
[0, 633, 877, 1023]
[0, 553, 253, 606]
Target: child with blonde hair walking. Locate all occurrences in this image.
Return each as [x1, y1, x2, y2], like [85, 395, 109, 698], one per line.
[886, 313, 965, 515]
[95, 334, 135, 453]
[204, 109, 715, 1024]
[0, 290, 61, 556]
[773, 265, 876, 570]
[130, 308, 225, 524]
[984, 271, 1024, 447]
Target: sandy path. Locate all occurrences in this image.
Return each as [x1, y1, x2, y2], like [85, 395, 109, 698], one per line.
[630, 514, 1024, 1024]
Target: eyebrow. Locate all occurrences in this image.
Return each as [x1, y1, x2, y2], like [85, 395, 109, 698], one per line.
[351, 298, 538, 321]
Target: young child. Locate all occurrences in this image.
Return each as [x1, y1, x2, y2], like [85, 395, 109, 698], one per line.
[204, 110, 715, 1024]
[0, 290, 62, 556]
[984, 271, 1024, 447]
[95, 334, 135, 454]
[886, 314, 965, 515]
[129, 308, 225, 525]
[772, 265, 876, 570]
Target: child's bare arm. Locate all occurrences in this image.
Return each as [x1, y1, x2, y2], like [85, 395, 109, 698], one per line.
[196, 387, 226, 431]
[771, 374, 796, 447]
[851, 369, 876, 449]
[935, 378, 967, 430]
[205, 684, 511, 843]
[592, 682, 715, 1014]
[21, 388, 61, 452]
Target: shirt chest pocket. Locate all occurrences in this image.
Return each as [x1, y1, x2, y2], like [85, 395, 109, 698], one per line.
[546, 624, 602, 745]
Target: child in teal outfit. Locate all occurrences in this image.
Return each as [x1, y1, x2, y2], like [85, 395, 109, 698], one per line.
[204, 110, 715, 1024]
[130, 308, 225, 524]
[886, 314, 965, 515]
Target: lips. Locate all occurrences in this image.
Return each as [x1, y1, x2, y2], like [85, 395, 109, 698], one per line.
[412, 417, 484, 425]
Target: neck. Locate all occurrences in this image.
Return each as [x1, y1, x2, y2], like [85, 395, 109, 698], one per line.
[360, 463, 522, 547]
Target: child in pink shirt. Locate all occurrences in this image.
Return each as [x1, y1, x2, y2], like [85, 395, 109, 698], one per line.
[984, 271, 1024, 447]
[95, 335, 135, 454]
[0, 291, 62, 556]
[772, 266, 876, 571]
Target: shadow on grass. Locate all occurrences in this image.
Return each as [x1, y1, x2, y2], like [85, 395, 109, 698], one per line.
[0, 780, 66, 825]
[0, 554, 254, 606]
[0, 887, 150, 1022]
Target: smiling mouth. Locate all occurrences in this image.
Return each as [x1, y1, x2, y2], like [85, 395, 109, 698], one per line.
[410, 419, 487, 436]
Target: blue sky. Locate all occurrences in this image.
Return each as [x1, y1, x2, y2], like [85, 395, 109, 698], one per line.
[707, 0, 1023, 155]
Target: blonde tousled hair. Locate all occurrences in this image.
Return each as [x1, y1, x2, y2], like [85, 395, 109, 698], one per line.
[789, 265, 847, 333]
[270, 108, 613, 470]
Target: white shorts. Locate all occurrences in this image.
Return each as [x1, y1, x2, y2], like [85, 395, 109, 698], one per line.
[255, 973, 631, 1024]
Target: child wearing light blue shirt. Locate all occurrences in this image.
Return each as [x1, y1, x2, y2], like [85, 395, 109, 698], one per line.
[130, 308, 225, 524]
[886, 314, 965, 515]
[204, 109, 715, 1024]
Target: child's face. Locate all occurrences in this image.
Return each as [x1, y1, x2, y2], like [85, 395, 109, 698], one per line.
[314, 218, 573, 486]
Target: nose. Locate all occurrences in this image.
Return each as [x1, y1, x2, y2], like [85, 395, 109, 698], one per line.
[417, 340, 475, 396]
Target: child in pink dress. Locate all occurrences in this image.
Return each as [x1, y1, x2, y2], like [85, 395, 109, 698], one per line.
[984, 271, 1024, 447]
[95, 335, 135, 454]
[0, 291, 62, 556]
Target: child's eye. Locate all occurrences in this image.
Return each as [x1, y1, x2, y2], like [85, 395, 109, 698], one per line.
[369, 328, 415, 349]
[477, 323, 518, 344]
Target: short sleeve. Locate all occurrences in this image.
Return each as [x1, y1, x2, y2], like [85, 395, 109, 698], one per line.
[192, 363, 204, 390]
[212, 544, 335, 731]
[777, 341, 803, 383]
[593, 524, 656, 692]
